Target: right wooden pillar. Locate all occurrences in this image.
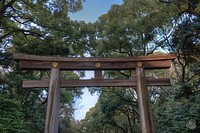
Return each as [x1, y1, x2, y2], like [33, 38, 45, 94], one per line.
[45, 67, 60, 133]
[136, 62, 154, 133]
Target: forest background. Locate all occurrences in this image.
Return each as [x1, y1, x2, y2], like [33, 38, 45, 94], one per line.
[0, 0, 199, 133]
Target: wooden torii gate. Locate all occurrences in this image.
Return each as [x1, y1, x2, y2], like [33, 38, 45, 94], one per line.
[14, 53, 176, 133]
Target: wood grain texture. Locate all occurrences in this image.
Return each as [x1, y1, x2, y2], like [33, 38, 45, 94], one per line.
[45, 68, 60, 133]
[19, 60, 172, 70]
[13, 53, 177, 62]
[13, 53, 176, 70]
[136, 67, 154, 133]
[22, 78, 171, 88]
[94, 70, 102, 79]
[14, 53, 177, 133]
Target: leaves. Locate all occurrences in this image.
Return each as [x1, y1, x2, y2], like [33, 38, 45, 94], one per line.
[0, 0, 200, 132]
[0, 95, 28, 133]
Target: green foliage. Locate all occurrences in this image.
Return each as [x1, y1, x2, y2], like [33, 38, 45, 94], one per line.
[174, 84, 193, 99]
[155, 89, 200, 133]
[0, 0, 200, 132]
[80, 88, 140, 133]
[0, 95, 28, 133]
[80, 1, 200, 133]
[89, 0, 178, 57]
[1, 1, 85, 132]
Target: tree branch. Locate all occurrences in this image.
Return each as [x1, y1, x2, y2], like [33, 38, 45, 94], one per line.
[0, 0, 17, 19]
[104, 89, 137, 105]
[0, 26, 45, 41]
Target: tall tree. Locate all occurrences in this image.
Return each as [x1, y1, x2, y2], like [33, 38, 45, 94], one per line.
[80, 0, 200, 132]
[0, 0, 85, 132]
[85, 0, 177, 57]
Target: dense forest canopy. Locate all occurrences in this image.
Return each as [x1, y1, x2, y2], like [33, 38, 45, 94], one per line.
[0, 0, 199, 132]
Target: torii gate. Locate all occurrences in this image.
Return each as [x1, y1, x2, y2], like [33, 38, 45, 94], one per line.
[14, 53, 176, 133]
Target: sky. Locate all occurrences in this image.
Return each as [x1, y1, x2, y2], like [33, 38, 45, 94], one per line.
[69, 0, 123, 23]
[73, 71, 98, 120]
[70, 0, 123, 120]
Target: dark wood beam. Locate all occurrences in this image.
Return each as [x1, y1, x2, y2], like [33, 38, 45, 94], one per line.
[45, 68, 60, 133]
[13, 53, 176, 133]
[22, 78, 171, 88]
[14, 53, 176, 62]
[13, 53, 176, 70]
[136, 66, 154, 133]
[19, 59, 172, 70]
[94, 70, 102, 79]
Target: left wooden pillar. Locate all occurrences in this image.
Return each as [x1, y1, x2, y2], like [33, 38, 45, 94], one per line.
[45, 62, 60, 133]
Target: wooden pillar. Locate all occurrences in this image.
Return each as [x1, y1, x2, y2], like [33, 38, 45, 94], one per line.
[136, 62, 154, 133]
[95, 63, 102, 79]
[45, 62, 60, 133]
[94, 70, 102, 79]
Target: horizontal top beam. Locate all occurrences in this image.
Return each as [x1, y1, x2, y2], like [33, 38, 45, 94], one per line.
[13, 53, 176, 70]
[14, 53, 176, 62]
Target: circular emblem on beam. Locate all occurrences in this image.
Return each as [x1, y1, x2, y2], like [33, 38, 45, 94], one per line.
[52, 62, 59, 68]
[137, 62, 142, 67]
[95, 63, 101, 68]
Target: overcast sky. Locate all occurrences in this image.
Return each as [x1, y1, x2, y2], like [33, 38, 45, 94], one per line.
[70, 0, 123, 120]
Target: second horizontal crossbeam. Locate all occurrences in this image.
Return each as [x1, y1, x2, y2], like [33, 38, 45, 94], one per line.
[22, 78, 171, 88]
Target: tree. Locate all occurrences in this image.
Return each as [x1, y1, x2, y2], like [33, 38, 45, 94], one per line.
[85, 0, 178, 57]
[0, 0, 83, 71]
[0, 0, 85, 132]
[153, 2, 200, 132]
[79, 88, 140, 133]
[1, 0, 199, 132]
[80, 0, 200, 132]
[0, 0, 83, 40]
[0, 94, 28, 133]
